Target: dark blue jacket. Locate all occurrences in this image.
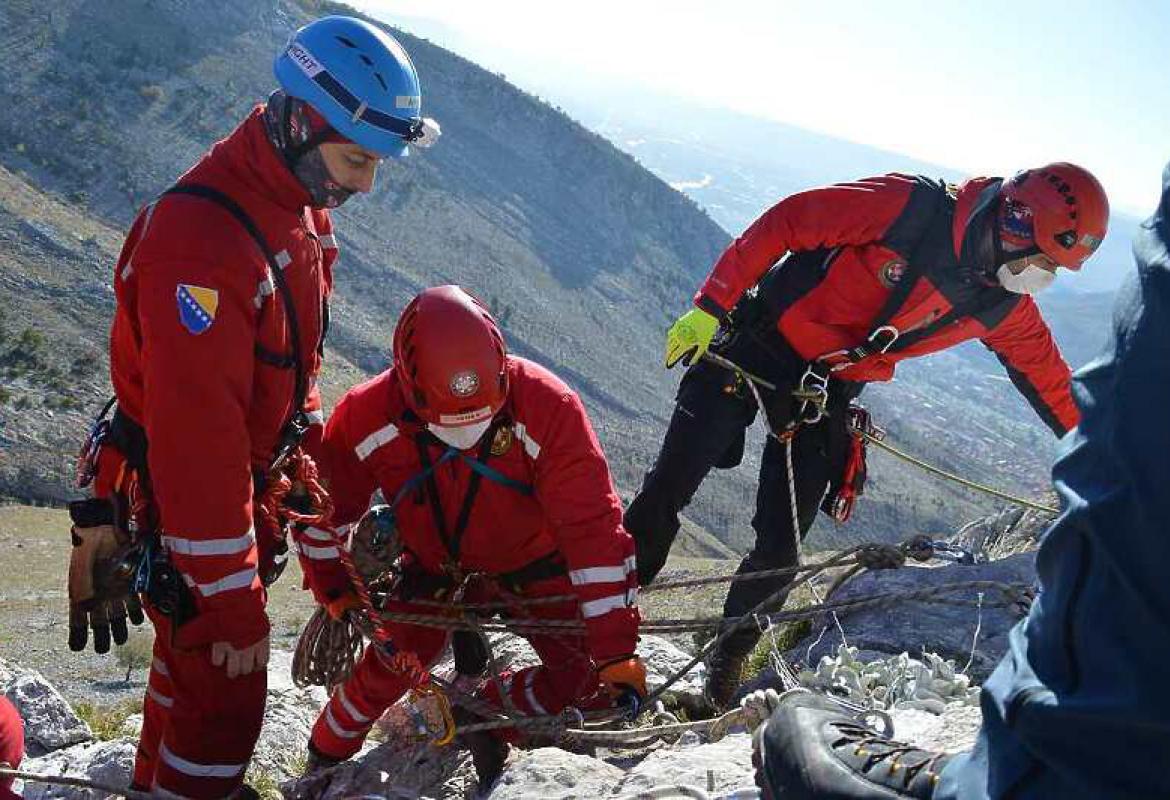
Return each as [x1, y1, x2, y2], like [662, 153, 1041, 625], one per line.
[938, 164, 1170, 799]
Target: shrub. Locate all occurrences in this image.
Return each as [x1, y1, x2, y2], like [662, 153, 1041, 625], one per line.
[115, 632, 154, 682]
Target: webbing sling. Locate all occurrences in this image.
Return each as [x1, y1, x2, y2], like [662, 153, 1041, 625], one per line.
[413, 422, 534, 565]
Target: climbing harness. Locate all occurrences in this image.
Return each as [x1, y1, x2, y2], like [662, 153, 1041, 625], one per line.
[705, 352, 1060, 516]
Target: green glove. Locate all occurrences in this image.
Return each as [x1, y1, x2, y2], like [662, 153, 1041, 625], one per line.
[665, 308, 719, 368]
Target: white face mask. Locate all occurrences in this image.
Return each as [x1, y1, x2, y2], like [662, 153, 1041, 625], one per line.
[428, 418, 493, 450]
[996, 261, 1057, 295]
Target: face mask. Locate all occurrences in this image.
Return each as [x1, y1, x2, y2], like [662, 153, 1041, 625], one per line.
[262, 89, 356, 209]
[996, 261, 1057, 295]
[293, 147, 356, 209]
[428, 418, 493, 450]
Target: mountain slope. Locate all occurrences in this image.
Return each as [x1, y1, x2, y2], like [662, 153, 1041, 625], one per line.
[0, 0, 1069, 553]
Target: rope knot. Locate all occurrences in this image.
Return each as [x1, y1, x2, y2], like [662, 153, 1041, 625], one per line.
[903, 535, 937, 563]
[857, 543, 907, 570]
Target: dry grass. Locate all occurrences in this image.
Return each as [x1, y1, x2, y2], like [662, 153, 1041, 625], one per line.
[74, 697, 142, 741]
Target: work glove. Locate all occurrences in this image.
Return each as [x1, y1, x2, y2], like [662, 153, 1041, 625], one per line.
[597, 655, 649, 719]
[66, 498, 145, 654]
[664, 308, 719, 368]
[324, 591, 363, 622]
[211, 635, 271, 679]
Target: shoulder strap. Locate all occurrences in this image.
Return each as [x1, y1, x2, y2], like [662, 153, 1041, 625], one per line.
[868, 178, 952, 332]
[818, 180, 954, 368]
[409, 420, 535, 566]
[161, 184, 308, 416]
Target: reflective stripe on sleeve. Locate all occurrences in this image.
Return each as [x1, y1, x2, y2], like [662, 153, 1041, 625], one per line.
[579, 591, 635, 619]
[569, 565, 627, 586]
[301, 526, 337, 543]
[147, 686, 174, 709]
[324, 706, 369, 739]
[183, 568, 259, 598]
[512, 422, 541, 459]
[319, 233, 339, 250]
[523, 670, 548, 715]
[337, 685, 370, 724]
[355, 422, 400, 461]
[299, 542, 341, 560]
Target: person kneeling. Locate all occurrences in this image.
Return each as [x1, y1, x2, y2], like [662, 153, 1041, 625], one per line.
[303, 286, 646, 788]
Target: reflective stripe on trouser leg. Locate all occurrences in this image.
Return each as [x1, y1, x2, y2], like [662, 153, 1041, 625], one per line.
[133, 638, 174, 790]
[310, 612, 450, 759]
[144, 611, 267, 799]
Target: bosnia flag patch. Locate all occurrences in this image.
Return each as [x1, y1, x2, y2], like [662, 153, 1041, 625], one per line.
[177, 284, 219, 335]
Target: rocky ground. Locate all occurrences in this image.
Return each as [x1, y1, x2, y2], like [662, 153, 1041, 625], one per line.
[0, 507, 1036, 799]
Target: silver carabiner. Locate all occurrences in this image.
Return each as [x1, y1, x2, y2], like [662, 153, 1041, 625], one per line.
[868, 325, 901, 353]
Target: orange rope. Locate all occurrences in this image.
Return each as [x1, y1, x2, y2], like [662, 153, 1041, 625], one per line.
[259, 449, 428, 688]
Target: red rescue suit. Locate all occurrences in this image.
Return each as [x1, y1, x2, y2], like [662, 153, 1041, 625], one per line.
[102, 108, 347, 798]
[308, 356, 640, 759]
[696, 174, 1079, 434]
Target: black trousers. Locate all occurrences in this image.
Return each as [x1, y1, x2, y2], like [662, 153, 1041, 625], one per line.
[625, 329, 861, 655]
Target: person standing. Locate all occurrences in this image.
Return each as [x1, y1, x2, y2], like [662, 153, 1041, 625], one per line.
[66, 16, 438, 798]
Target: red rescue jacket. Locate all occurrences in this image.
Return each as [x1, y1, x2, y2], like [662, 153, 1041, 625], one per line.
[317, 356, 640, 662]
[104, 108, 343, 648]
[696, 174, 1079, 435]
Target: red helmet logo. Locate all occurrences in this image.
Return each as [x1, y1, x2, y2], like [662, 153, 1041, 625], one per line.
[449, 370, 480, 398]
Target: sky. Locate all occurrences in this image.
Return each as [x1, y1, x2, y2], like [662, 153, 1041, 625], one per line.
[353, 0, 1168, 216]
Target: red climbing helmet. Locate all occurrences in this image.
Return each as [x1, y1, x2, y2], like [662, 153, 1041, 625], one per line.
[998, 162, 1110, 270]
[392, 286, 508, 427]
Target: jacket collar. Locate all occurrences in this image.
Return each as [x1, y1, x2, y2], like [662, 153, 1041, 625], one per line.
[206, 105, 313, 213]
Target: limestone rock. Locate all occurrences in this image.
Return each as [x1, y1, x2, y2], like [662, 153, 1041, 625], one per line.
[785, 554, 1036, 683]
[488, 747, 623, 799]
[891, 704, 983, 754]
[16, 739, 136, 800]
[4, 671, 92, 756]
[611, 731, 757, 798]
[952, 506, 1054, 560]
[252, 650, 330, 780]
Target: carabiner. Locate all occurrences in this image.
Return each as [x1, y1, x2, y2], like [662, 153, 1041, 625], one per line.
[868, 325, 900, 353]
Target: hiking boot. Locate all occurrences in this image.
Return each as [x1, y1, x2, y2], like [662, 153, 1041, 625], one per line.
[752, 689, 952, 800]
[302, 742, 344, 776]
[453, 707, 510, 794]
[703, 642, 751, 710]
[452, 630, 489, 677]
[464, 728, 510, 794]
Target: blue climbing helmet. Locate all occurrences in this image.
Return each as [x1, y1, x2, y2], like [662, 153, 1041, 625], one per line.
[274, 16, 437, 158]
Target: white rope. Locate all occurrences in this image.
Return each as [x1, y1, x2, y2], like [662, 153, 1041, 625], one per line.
[962, 591, 985, 675]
